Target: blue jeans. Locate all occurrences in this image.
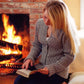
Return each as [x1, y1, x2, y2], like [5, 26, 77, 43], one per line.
[14, 66, 66, 84]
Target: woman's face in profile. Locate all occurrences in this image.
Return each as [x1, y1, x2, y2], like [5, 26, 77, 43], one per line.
[43, 10, 51, 25]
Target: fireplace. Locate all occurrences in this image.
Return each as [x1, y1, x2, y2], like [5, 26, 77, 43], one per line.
[0, 14, 30, 75]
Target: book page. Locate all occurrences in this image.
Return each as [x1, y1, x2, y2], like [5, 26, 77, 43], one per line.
[16, 69, 38, 78]
[16, 69, 32, 78]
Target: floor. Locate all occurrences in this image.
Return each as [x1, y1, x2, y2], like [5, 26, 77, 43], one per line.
[0, 75, 18, 84]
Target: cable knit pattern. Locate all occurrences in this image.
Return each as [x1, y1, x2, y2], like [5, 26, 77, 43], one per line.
[25, 18, 74, 79]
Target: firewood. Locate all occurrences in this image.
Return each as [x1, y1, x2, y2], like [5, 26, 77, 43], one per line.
[0, 54, 22, 61]
[0, 63, 22, 69]
[0, 40, 22, 51]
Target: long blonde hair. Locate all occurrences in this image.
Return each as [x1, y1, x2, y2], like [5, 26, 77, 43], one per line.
[43, 1, 80, 54]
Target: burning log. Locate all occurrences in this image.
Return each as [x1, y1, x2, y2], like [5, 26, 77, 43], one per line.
[0, 62, 23, 75]
[0, 40, 22, 51]
[0, 54, 22, 61]
[0, 63, 22, 69]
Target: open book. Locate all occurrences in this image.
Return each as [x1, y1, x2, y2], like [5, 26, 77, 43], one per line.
[16, 69, 37, 78]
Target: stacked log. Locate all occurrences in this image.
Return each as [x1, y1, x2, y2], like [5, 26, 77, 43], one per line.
[0, 40, 23, 71]
[0, 40, 22, 51]
[0, 54, 22, 61]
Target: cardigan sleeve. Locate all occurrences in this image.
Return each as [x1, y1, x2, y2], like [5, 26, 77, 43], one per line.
[24, 20, 42, 63]
[45, 32, 75, 76]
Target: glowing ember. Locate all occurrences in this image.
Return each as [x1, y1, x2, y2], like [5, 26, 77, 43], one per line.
[2, 14, 21, 44]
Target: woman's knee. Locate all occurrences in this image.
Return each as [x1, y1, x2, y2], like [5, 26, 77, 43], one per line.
[14, 75, 26, 84]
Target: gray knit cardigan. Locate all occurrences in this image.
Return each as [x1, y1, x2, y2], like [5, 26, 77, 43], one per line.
[25, 18, 74, 79]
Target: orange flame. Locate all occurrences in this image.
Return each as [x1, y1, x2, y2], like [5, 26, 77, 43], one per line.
[0, 14, 22, 55]
[0, 58, 15, 64]
[2, 14, 21, 44]
[0, 47, 22, 55]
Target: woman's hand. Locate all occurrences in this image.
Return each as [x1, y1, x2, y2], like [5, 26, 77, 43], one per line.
[22, 59, 33, 70]
[22, 59, 48, 75]
[38, 67, 49, 75]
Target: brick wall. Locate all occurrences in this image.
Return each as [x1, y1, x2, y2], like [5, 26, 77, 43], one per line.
[0, 0, 48, 43]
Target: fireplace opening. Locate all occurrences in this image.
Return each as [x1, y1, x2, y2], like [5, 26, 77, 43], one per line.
[0, 14, 30, 75]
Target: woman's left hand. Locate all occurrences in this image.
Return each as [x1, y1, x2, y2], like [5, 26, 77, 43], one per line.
[38, 67, 49, 75]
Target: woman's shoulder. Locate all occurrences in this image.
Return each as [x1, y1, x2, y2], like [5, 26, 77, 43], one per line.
[36, 18, 44, 23]
[36, 18, 46, 26]
[36, 18, 48, 30]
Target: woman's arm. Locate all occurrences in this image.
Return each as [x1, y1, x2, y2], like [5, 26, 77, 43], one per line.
[24, 19, 42, 63]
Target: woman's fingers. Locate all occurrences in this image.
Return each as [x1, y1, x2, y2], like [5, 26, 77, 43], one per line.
[22, 59, 33, 69]
[22, 63, 25, 69]
[30, 61, 33, 66]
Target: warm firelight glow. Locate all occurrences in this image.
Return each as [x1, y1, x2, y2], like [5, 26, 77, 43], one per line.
[2, 14, 21, 44]
[0, 48, 22, 55]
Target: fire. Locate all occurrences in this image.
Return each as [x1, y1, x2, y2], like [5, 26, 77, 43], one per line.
[0, 47, 22, 55]
[2, 14, 21, 44]
[0, 58, 15, 64]
[0, 14, 22, 55]
[0, 14, 25, 73]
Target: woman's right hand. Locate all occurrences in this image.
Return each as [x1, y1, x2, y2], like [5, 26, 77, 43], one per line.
[22, 59, 33, 70]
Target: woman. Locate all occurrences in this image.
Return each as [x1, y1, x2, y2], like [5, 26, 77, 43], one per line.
[14, 1, 79, 84]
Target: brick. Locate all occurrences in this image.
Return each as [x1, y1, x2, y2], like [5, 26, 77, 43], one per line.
[30, 28, 35, 36]
[30, 0, 47, 2]
[30, 19, 38, 25]
[30, 9, 42, 14]
[13, 9, 30, 14]
[30, 25, 35, 30]
[39, 3, 46, 8]
[0, 4, 3, 7]
[30, 31, 35, 41]
[2, 3, 39, 9]
[30, 35, 35, 41]
[0, 0, 11, 2]
[3, 3, 20, 8]
[30, 37, 34, 44]
[13, 0, 28, 2]
[0, 9, 13, 13]
[30, 14, 39, 19]
[20, 3, 39, 9]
